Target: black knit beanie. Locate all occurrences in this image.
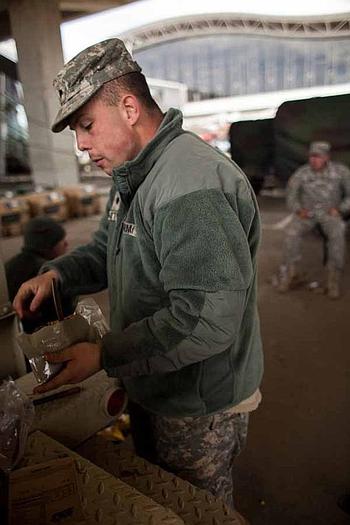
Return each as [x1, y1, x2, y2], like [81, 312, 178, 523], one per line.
[23, 216, 65, 252]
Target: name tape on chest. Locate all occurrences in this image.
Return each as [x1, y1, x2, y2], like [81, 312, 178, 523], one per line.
[122, 221, 137, 237]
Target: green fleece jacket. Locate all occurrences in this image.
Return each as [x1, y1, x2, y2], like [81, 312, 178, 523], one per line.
[47, 108, 263, 416]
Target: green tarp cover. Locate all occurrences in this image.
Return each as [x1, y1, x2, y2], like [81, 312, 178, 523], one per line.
[274, 94, 350, 183]
[229, 118, 274, 179]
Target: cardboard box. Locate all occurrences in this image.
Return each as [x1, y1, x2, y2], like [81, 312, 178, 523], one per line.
[23, 191, 67, 222]
[0, 197, 30, 237]
[61, 186, 101, 218]
[7, 457, 86, 525]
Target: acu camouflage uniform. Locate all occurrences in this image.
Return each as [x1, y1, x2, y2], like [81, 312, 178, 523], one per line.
[151, 409, 249, 508]
[129, 401, 249, 509]
[284, 161, 350, 270]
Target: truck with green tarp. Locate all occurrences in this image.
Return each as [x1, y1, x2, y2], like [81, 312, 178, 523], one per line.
[274, 94, 350, 184]
[228, 118, 274, 194]
[229, 94, 350, 190]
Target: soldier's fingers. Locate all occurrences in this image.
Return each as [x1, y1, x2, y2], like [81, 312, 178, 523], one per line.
[30, 287, 48, 312]
[13, 286, 33, 318]
[33, 366, 73, 394]
[45, 349, 73, 363]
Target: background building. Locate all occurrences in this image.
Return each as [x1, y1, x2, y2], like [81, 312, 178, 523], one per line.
[135, 35, 350, 101]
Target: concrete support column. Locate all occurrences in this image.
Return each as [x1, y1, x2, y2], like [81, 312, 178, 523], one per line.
[8, 0, 78, 187]
[0, 73, 6, 178]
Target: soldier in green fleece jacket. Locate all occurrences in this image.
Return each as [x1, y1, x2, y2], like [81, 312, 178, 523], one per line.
[13, 38, 263, 508]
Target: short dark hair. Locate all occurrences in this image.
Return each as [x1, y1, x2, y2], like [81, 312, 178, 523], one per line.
[95, 72, 160, 113]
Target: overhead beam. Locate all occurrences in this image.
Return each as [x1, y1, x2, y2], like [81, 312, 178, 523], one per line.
[60, 1, 131, 12]
[121, 13, 350, 51]
[0, 0, 136, 41]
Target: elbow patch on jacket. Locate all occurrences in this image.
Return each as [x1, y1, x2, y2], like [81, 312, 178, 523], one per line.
[102, 289, 246, 377]
[160, 289, 246, 370]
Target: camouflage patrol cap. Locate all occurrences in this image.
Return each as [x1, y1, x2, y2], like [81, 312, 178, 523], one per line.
[309, 141, 331, 156]
[51, 38, 141, 133]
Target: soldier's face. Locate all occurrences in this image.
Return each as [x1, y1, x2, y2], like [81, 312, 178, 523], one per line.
[71, 97, 140, 175]
[308, 154, 329, 172]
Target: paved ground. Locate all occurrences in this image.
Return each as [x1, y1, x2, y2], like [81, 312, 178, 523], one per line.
[1, 194, 349, 524]
[236, 195, 350, 524]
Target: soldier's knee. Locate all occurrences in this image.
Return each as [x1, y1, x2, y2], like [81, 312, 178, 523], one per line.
[286, 230, 302, 244]
[326, 224, 345, 241]
[326, 218, 345, 235]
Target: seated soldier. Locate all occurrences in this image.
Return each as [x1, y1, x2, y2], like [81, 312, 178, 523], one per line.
[279, 141, 350, 299]
[5, 216, 74, 331]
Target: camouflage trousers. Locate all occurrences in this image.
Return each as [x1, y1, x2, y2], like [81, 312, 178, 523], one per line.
[284, 214, 346, 270]
[128, 401, 249, 508]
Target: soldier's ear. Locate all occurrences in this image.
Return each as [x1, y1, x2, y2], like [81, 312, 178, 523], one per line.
[120, 94, 140, 126]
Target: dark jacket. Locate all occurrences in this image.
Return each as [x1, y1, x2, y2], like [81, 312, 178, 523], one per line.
[6, 248, 74, 333]
[6, 248, 45, 303]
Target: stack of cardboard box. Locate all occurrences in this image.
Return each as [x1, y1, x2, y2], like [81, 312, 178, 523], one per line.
[0, 196, 30, 236]
[61, 185, 101, 218]
[23, 191, 67, 222]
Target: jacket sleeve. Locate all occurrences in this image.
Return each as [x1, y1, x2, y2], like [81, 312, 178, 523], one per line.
[41, 193, 112, 296]
[286, 170, 303, 213]
[102, 187, 259, 378]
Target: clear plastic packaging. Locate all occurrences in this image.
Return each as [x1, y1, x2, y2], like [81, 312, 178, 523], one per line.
[0, 379, 34, 472]
[17, 298, 109, 385]
[27, 321, 72, 385]
[75, 297, 109, 338]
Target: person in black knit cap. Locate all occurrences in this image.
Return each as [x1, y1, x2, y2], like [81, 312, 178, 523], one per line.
[5, 216, 74, 332]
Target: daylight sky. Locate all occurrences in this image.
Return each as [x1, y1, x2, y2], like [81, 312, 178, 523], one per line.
[1, 0, 350, 62]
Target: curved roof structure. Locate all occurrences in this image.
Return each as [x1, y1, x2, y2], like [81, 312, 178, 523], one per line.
[61, 0, 350, 58]
[122, 13, 350, 51]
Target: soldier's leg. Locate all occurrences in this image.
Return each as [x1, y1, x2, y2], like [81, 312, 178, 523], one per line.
[319, 215, 345, 298]
[319, 215, 346, 270]
[279, 216, 314, 291]
[150, 407, 249, 508]
[284, 216, 314, 265]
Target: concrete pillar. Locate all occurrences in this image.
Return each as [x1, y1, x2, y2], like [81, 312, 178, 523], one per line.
[0, 73, 6, 178]
[8, 0, 78, 187]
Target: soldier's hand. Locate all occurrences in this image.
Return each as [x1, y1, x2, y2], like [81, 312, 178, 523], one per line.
[297, 208, 311, 219]
[13, 269, 59, 319]
[328, 207, 340, 217]
[33, 342, 102, 394]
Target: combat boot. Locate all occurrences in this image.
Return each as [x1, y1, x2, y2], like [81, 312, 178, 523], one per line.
[327, 268, 341, 299]
[278, 263, 297, 293]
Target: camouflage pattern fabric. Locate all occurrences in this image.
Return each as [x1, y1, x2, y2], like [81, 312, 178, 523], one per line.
[309, 141, 330, 156]
[284, 214, 346, 270]
[284, 161, 350, 270]
[274, 95, 350, 184]
[286, 161, 350, 215]
[128, 401, 249, 508]
[52, 38, 141, 133]
[150, 408, 249, 509]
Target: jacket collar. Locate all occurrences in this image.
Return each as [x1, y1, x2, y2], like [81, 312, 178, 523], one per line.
[112, 108, 183, 199]
[22, 247, 48, 261]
